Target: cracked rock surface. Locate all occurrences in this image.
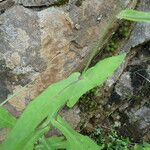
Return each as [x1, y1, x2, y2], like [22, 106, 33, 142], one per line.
[0, 0, 134, 142]
[0, 0, 131, 114]
[78, 0, 150, 143]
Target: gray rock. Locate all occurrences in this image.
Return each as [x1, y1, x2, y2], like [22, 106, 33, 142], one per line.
[0, 0, 14, 14]
[123, 105, 150, 141]
[115, 43, 150, 141]
[0, 0, 132, 113]
[123, 0, 150, 51]
[128, 106, 150, 130]
[0, 0, 134, 142]
[132, 0, 150, 45]
[106, 0, 150, 87]
[60, 106, 81, 129]
[15, 0, 61, 7]
[115, 72, 133, 98]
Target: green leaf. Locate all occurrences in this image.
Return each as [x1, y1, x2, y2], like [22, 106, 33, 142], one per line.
[1, 73, 80, 150]
[1, 54, 125, 150]
[21, 126, 50, 150]
[117, 9, 150, 22]
[38, 136, 67, 150]
[0, 106, 16, 128]
[67, 54, 126, 107]
[51, 116, 101, 150]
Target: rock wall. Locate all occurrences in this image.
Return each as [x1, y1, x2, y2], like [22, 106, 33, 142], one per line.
[0, 0, 133, 115]
[78, 0, 150, 142]
[0, 0, 135, 142]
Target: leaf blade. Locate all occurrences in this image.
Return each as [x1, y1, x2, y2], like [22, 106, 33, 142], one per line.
[1, 73, 80, 150]
[51, 116, 101, 150]
[117, 9, 150, 22]
[1, 54, 125, 150]
[67, 54, 126, 107]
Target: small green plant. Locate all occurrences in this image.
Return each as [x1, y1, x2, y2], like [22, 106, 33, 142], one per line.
[90, 127, 150, 150]
[0, 54, 125, 150]
[90, 128, 131, 150]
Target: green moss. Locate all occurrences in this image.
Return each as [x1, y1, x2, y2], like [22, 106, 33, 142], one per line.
[89, 128, 131, 149]
[118, 21, 132, 38]
[106, 21, 132, 52]
[106, 40, 118, 52]
[79, 87, 99, 112]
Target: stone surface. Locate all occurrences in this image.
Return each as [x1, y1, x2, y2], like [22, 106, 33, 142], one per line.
[128, 0, 150, 48]
[106, 0, 150, 87]
[0, 0, 14, 14]
[79, 42, 150, 142]
[78, 0, 150, 142]
[0, 0, 132, 114]
[60, 106, 81, 129]
[110, 43, 150, 141]
[0, 0, 134, 143]
[116, 43, 150, 141]
[15, 0, 60, 7]
[115, 72, 133, 98]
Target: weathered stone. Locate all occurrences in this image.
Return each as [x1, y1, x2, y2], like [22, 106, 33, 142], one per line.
[0, 0, 14, 14]
[15, 0, 65, 7]
[117, 105, 150, 142]
[112, 42, 150, 142]
[106, 0, 150, 87]
[0, 0, 133, 142]
[115, 72, 133, 98]
[64, 0, 149, 143]
[0, 0, 132, 114]
[127, 106, 150, 132]
[127, 0, 150, 48]
[81, 42, 150, 142]
[60, 106, 81, 129]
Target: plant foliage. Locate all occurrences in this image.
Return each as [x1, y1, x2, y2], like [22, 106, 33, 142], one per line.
[1, 7, 150, 150]
[0, 54, 125, 150]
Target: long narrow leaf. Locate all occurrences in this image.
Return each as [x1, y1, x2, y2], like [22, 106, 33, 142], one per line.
[51, 116, 101, 150]
[39, 136, 67, 150]
[1, 54, 125, 150]
[67, 54, 126, 107]
[1, 73, 80, 150]
[117, 9, 150, 22]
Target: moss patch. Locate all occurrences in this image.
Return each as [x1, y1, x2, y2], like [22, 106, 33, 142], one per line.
[106, 21, 132, 52]
[79, 87, 99, 112]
